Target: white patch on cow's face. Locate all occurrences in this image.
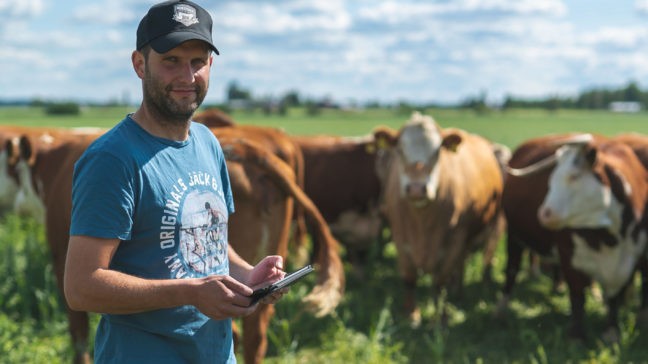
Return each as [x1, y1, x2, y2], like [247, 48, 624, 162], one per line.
[396, 120, 442, 202]
[539, 145, 622, 230]
[571, 228, 647, 298]
[0, 149, 19, 211]
[13, 159, 45, 223]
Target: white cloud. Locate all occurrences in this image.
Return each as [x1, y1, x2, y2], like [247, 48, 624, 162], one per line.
[218, 2, 351, 34]
[0, 0, 44, 16]
[636, 0, 648, 14]
[72, 3, 138, 25]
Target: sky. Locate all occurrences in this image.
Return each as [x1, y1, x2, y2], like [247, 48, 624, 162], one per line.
[3, 0, 648, 106]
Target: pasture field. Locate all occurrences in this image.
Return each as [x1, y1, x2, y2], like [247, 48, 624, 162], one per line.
[2, 106, 648, 363]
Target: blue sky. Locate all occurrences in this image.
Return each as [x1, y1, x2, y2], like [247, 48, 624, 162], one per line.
[3, 0, 648, 106]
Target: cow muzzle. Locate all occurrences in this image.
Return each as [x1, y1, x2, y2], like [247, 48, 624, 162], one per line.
[537, 205, 562, 230]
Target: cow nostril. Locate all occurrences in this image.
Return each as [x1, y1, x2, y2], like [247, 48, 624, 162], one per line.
[405, 183, 427, 198]
[538, 207, 551, 222]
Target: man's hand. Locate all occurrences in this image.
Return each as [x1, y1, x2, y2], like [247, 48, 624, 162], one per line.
[247, 256, 288, 306]
[192, 275, 256, 320]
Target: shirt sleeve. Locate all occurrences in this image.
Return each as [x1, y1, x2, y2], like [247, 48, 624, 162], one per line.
[69, 150, 135, 240]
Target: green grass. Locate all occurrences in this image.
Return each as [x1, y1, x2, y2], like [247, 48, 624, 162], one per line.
[2, 106, 648, 148]
[2, 106, 648, 363]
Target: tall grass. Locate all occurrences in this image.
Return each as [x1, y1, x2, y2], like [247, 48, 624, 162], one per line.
[0, 213, 71, 362]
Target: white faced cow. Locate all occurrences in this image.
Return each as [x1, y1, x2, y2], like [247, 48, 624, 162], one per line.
[374, 112, 504, 325]
[537, 136, 648, 342]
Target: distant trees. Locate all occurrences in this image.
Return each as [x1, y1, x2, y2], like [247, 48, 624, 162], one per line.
[7, 79, 647, 116]
[502, 81, 646, 111]
[44, 102, 81, 116]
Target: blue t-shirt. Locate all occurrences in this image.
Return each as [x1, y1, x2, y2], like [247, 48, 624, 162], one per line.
[70, 116, 236, 363]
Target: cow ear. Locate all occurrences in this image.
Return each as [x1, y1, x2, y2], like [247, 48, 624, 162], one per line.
[5, 138, 19, 166]
[442, 132, 462, 153]
[18, 135, 36, 166]
[372, 126, 398, 151]
[584, 145, 598, 168]
[607, 166, 644, 222]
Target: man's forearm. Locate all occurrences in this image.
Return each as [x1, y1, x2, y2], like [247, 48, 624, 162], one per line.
[228, 245, 253, 283]
[66, 267, 199, 314]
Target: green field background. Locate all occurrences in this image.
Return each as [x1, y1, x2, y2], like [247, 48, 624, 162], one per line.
[2, 105, 647, 147]
[1, 106, 648, 363]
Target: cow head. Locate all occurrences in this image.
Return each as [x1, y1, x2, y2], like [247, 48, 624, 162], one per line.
[538, 141, 636, 231]
[375, 112, 462, 205]
[13, 134, 46, 223]
[0, 137, 20, 211]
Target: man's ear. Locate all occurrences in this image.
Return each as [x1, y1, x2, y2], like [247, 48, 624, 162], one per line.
[132, 50, 146, 79]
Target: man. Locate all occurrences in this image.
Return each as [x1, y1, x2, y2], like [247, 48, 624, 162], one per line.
[63, 1, 286, 362]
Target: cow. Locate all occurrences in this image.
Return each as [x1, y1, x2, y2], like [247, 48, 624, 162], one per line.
[537, 136, 648, 342]
[291, 134, 388, 270]
[193, 109, 311, 265]
[0, 126, 68, 213]
[14, 125, 343, 364]
[193, 107, 236, 128]
[373, 111, 504, 325]
[497, 133, 604, 339]
[14, 130, 104, 364]
[500, 133, 648, 342]
[214, 132, 344, 364]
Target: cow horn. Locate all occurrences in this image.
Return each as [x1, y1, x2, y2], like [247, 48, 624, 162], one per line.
[551, 133, 594, 146]
[505, 153, 559, 177]
[506, 134, 594, 177]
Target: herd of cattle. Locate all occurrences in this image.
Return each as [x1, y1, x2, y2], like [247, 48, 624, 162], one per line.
[3, 109, 648, 363]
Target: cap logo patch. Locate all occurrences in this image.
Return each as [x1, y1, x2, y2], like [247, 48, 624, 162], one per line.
[173, 4, 199, 26]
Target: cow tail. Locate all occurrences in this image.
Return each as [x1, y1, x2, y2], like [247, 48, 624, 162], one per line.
[223, 139, 345, 316]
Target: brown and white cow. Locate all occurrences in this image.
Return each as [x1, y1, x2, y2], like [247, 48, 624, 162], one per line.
[14, 130, 103, 364]
[540, 136, 648, 341]
[503, 133, 648, 342]
[0, 126, 69, 213]
[374, 112, 504, 324]
[15, 125, 343, 364]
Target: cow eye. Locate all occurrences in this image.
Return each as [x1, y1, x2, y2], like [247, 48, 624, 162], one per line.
[567, 172, 580, 183]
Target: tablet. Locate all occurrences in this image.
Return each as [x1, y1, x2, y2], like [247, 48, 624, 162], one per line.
[248, 265, 314, 305]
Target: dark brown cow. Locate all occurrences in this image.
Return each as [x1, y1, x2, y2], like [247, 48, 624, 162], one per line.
[15, 124, 343, 364]
[214, 132, 344, 364]
[374, 112, 504, 325]
[499, 133, 648, 342]
[291, 134, 387, 267]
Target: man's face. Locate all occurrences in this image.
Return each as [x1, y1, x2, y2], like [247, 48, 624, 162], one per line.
[141, 40, 212, 124]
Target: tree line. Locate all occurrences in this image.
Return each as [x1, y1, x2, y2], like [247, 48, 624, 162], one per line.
[462, 81, 646, 112]
[2, 80, 647, 116]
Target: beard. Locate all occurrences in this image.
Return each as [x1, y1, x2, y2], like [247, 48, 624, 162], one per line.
[142, 67, 207, 126]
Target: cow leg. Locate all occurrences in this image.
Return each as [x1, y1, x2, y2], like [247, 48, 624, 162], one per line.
[49, 238, 91, 364]
[637, 256, 648, 328]
[561, 264, 590, 341]
[68, 309, 91, 364]
[481, 213, 506, 285]
[495, 232, 525, 316]
[601, 288, 627, 344]
[242, 304, 275, 364]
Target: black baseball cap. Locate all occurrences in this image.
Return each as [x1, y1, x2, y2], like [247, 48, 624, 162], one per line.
[136, 0, 219, 55]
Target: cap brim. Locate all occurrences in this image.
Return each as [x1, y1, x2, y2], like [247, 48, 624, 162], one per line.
[149, 31, 219, 55]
